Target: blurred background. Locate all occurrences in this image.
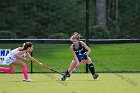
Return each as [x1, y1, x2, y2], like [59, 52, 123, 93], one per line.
[0, 0, 140, 39]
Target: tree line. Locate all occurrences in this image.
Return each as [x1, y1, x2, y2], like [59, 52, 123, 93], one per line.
[0, 0, 139, 39]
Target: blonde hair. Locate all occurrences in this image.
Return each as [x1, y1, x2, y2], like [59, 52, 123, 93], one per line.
[70, 32, 81, 41]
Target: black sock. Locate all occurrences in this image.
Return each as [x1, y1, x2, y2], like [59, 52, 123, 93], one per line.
[89, 63, 95, 75]
[64, 70, 69, 76]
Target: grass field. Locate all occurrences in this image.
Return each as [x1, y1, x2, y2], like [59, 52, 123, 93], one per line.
[0, 73, 139, 93]
[0, 43, 140, 72]
[0, 43, 140, 93]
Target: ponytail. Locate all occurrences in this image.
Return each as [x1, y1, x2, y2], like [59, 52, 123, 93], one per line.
[19, 42, 33, 51]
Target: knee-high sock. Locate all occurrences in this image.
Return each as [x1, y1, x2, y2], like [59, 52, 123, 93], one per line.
[22, 65, 28, 80]
[0, 67, 12, 74]
[89, 63, 95, 75]
[64, 70, 69, 76]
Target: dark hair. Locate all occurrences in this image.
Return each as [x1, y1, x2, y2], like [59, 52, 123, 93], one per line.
[70, 32, 81, 41]
[19, 42, 33, 51]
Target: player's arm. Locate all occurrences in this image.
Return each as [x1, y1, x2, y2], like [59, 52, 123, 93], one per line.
[81, 41, 91, 56]
[70, 45, 80, 66]
[26, 52, 43, 66]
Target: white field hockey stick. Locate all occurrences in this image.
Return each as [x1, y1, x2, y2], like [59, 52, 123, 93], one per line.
[70, 61, 84, 74]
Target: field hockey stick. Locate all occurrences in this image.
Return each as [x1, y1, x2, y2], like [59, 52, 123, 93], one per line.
[20, 57, 64, 75]
[71, 52, 88, 72]
[70, 61, 84, 74]
[41, 64, 64, 76]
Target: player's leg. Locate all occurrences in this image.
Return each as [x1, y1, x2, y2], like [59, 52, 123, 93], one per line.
[9, 64, 16, 73]
[60, 60, 77, 81]
[12, 59, 32, 82]
[70, 60, 85, 75]
[0, 65, 15, 74]
[68, 60, 77, 72]
[85, 57, 98, 79]
[0, 58, 15, 74]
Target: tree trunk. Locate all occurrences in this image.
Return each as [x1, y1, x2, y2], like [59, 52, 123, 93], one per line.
[96, 0, 106, 26]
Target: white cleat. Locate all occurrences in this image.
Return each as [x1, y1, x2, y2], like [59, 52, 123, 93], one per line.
[23, 78, 33, 82]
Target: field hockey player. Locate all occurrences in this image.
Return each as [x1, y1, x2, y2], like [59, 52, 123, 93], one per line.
[0, 42, 43, 82]
[60, 32, 98, 81]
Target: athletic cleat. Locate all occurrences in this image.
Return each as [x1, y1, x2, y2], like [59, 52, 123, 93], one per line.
[23, 78, 33, 82]
[93, 74, 98, 79]
[60, 76, 67, 81]
[66, 73, 70, 77]
[23, 77, 31, 81]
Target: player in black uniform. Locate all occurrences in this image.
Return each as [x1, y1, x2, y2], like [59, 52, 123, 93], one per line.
[60, 32, 98, 81]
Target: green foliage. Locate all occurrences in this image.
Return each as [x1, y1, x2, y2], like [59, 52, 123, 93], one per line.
[48, 33, 69, 39]
[0, 0, 139, 39]
[0, 0, 86, 39]
[107, 0, 140, 39]
[0, 31, 17, 39]
[90, 26, 111, 39]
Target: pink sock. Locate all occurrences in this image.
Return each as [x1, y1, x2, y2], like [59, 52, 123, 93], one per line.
[22, 65, 28, 80]
[0, 67, 12, 74]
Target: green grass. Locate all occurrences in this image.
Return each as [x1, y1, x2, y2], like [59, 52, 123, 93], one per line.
[0, 73, 139, 93]
[91, 43, 140, 71]
[0, 43, 140, 72]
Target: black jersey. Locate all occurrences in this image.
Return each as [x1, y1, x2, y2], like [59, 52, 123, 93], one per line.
[72, 41, 87, 55]
[72, 41, 87, 61]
